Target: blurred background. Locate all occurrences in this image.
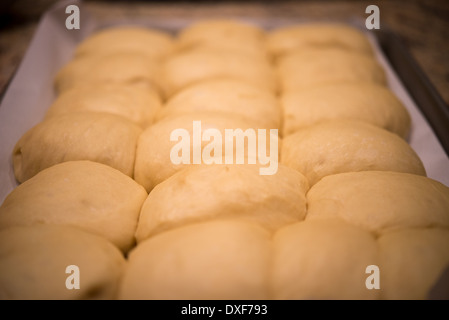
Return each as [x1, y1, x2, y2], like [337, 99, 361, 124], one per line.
[0, 0, 448, 103]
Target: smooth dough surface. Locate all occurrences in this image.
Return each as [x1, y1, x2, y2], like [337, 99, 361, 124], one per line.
[135, 164, 308, 242]
[13, 112, 142, 182]
[156, 79, 281, 130]
[0, 225, 125, 300]
[54, 52, 165, 96]
[46, 83, 162, 128]
[281, 83, 410, 138]
[75, 26, 174, 60]
[176, 19, 268, 58]
[0, 161, 147, 252]
[267, 23, 374, 57]
[272, 219, 379, 300]
[378, 228, 449, 300]
[134, 113, 280, 191]
[281, 120, 426, 186]
[277, 47, 386, 92]
[162, 47, 277, 96]
[307, 171, 449, 235]
[120, 220, 271, 300]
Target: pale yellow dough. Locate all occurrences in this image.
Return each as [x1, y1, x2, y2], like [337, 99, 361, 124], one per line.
[135, 164, 308, 242]
[5, 21, 444, 301]
[0, 225, 125, 300]
[281, 83, 410, 138]
[378, 228, 449, 300]
[46, 83, 162, 128]
[277, 47, 386, 92]
[75, 26, 174, 60]
[267, 23, 374, 57]
[13, 112, 142, 182]
[134, 113, 280, 192]
[176, 19, 268, 58]
[0, 161, 147, 252]
[156, 79, 281, 130]
[307, 171, 449, 234]
[281, 120, 426, 186]
[54, 52, 165, 97]
[162, 47, 277, 96]
[272, 219, 379, 300]
[119, 220, 271, 300]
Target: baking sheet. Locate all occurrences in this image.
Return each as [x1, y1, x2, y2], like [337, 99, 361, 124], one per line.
[1, 0, 449, 205]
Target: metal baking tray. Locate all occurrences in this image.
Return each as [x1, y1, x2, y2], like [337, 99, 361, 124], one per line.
[374, 28, 449, 157]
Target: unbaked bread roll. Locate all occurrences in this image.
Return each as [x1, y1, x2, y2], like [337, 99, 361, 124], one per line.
[378, 228, 449, 300]
[75, 26, 174, 60]
[46, 83, 162, 128]
[272, 219, 379, 300]
[281, 120, 426, 186]
[0, 161, 147, 252]
[277, 47, 386, 92]
[0, 225, 125, 300]
[307, 171, 449, 234]
[267, 23, 373, 58]
[176, 19, 268, 59]
[281, 83, 410, 138]
[162, 47, 277, 96]
[155, 79, 281, 130]
[54, 52, 165, 96]
[13, 112, 142, 182]
[135, 164, 308, 242]
[119, 220, 271, 300]
[134, 113, 280, 191]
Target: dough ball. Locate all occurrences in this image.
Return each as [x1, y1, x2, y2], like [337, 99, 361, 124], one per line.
[281, 120, 426, 186]
[0, 161, 147, 252]
[176, 19, 268, 58]
[272, 219, 379, 299]
[162, 47, 277, 96]
[307, 171, 449, 234]
[156, 79, 281, 130]
[277, 47, 386, 92]
[46, 83, 162, 128]
[281, 83, 410, 138]
[135, 164, 308, 242]
[134, 113, 280, 191]
[54, 52, 165, 97]
[267, 23, 373, 58]
[119, 220, 271, 300]
[0, 225, 125, 300]
[13, 112, 142, 182]
[75, 26, 174, 60]
[378, 228, 449, 300]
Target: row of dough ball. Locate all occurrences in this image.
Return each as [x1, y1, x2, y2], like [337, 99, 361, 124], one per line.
[14, 21, 424, 191]
[13, 111, 424, 191]
[14, 21, 415, 188]
[45, 78, 411, 142]
[3, 161, 447, 250]
[13, 105, 426, 192]
[1, 161, 449, 299]
[49, 20, 411, 151]
[53, 20, 390, 104]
